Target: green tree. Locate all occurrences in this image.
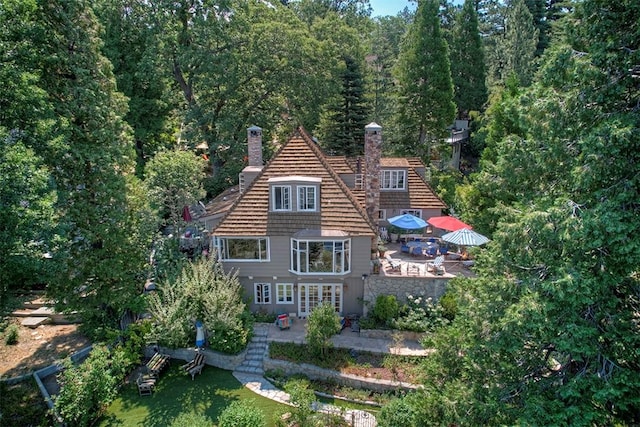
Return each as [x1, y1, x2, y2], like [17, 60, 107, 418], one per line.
[401, 1, 640, 424]
[450, 0, 487, 117]
[94, 0, 182, 175]
[144, 149, 206, 227]
[147, 256, 250, 353]
[55, 345, 129, 427]
[497, 0, 539, 86]
[318, 55, 371, 156]
[0, 0, 155, 332]
[394, 0, 456, 163]
[306, 302, 341, 358]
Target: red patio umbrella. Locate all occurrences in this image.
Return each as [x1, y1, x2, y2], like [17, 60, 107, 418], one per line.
[427, 215, 472, 231]
[182, 205, 192, 222]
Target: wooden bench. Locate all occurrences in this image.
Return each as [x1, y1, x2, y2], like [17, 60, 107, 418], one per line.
[146, 352, 170, 376]
[181, 352, 206, 380]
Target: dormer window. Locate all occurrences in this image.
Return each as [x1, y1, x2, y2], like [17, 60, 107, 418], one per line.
[381, 170, 406, 190]
[273, 185, 291, 211]
[298, 186, 317, 211]
[269, 176, 321, 212]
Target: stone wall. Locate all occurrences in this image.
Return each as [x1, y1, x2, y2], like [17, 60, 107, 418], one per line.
[362, 275, 448, 317]
[145, 346, 246, 371]
[264, 356, 421, 394]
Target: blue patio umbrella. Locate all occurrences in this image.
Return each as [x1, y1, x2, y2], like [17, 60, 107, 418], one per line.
[195, 320, 205, 348]
[387, 213, 428, 230]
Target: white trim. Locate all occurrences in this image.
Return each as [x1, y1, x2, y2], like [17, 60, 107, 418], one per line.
[276, 283, 294, 304]
[254, 282, 272, 304]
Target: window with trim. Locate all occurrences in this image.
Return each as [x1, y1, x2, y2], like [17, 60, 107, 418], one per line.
[377, 210, 386, 220]
[297, 186, 317, 211]
[276, 283, 294, 303]
[254, 283, 271, 304]
[402, 209, 421, 218]
[381, 170, 406, 190]
[216, 237, 269, 261]
[291, 239, 350, 274]
[273, 185, 291, 211]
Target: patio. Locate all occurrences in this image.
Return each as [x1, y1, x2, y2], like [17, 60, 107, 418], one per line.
[380, 242, 476, 279]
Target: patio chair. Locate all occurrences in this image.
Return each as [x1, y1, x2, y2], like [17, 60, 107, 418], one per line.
[427, 256, 445, 274]
[411, 246, 423, 257]
[137, 374, 156, 396]
[384, 254, 402, 272]
[276, 313, 290, 330]
[182, 351, 206, 380]
[425, 246, 438, 258]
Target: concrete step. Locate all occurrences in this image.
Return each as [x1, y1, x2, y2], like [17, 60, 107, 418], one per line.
[21, 316, 51, 328]
[23, 298, 52, 309]
[236, 365, 264, 375]
[11, 309, 34, 318]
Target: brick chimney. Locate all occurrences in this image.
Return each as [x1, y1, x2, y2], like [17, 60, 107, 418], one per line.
[364, 122, 382, 225]
[240, 125, 264, 192]
[247, 125, 263, 166]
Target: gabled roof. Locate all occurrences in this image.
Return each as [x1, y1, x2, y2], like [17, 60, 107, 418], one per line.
[380, 167, 446, 210]
[213, 128, 376, 237]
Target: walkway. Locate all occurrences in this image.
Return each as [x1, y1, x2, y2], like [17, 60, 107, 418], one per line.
[233, 321, 429, 426]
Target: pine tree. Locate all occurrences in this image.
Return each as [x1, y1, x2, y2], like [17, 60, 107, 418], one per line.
[450, 0, 488, 116]
[321, 55, 370, 157]
[395, 0, 456, 162]
[499, 0, 539, 86]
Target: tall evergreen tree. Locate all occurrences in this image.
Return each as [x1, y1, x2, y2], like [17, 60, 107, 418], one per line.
[24, 0, 155, 330]
[450, 0, 487, 116]
[319, 55, 370, 156]
[397, 1, 640, 424]
[394, 0, 456, 162]
[498, 0, 539, 86]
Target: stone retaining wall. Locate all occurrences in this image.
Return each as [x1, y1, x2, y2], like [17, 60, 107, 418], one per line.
[359, 328, 425, 342]
[145, 346, 245, 371]
[363, 275, 448, 317]
[264, 356, 421, 394]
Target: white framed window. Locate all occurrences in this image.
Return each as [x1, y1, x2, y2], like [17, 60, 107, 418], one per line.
[291, 239, 351, 275]
[216, 237, 269, 261]
[254, 283, 271, 304]
[381, 170, 406, 190]
[297, 186, 317, 211]
[377, 209, 386, 220]
[276, 283, 294, 303]
[272, 185, 291, 211]
[402, 209, 422, 218]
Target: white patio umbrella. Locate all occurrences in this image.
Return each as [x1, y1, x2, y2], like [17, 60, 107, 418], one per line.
[441, 228, 490, 246]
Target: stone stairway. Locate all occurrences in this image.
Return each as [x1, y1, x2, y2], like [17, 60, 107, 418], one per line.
[235, 324, 269, 376]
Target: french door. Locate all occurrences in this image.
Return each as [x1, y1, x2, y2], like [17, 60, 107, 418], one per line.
[298, 284, 342, 317]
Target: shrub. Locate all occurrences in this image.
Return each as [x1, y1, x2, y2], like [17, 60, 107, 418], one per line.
[4, 324, 19, 345]
[372, 295, 399, 326]
[218, 400, 266, 427]
[170, 412, 213, 427]
[377, 397, 417, 427]
[439, 292, 457, 321]
[55, 345, 128, 426]
[306, 303, 341, 358]
[390, 294, 448, 332]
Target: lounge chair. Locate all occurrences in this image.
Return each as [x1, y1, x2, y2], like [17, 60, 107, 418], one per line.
[427, 256, 445, 274]
[384, 254, 402, 272]
[181, 351, 206, 380]
[411, 246, 423, 257]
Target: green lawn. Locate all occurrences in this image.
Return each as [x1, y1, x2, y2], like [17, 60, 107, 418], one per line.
[99, 363, 288, 427]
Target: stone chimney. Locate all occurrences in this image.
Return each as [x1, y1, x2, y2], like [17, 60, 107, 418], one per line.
[364, 122, 382, 225]
[240, 125, 264, 192]
[247, 125, 263, 167]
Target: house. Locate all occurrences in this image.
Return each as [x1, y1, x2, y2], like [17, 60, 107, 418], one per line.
[206, 123, 446, 317]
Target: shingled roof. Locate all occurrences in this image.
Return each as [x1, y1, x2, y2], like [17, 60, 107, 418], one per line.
[213, 128, 376, 237]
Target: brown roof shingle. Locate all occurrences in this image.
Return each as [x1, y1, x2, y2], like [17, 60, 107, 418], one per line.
[213, 128, 376, 237]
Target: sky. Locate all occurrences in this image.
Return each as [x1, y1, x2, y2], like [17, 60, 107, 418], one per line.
[369, 0, 416, 17]
[369, 0, 464, 18]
